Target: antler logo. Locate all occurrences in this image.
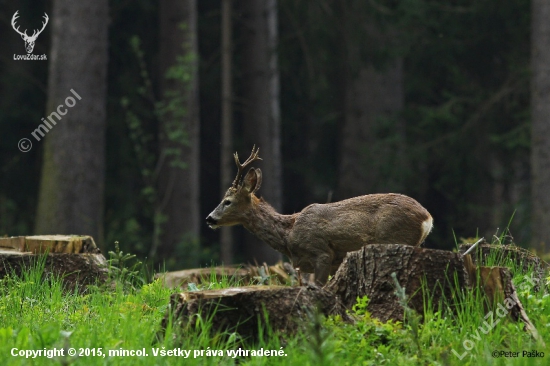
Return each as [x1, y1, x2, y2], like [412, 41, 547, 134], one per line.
[11, 10, 49, 54]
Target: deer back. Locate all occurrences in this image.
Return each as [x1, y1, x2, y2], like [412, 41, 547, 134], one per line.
[289, 193, 432, 252]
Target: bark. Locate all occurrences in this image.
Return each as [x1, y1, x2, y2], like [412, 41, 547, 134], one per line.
[239, 0, 282, 264]
[531, 0, 550, 252]
[35, 0, 108, 246]
[325, 244, 469, 322]
[157, 0, 200, 267]
[161, 285, 350, 341]
[220, 0, 234, 265]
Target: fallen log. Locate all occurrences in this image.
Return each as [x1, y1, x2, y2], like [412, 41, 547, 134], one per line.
[0, 235, 107, 292]
[161, 285, 350, 341]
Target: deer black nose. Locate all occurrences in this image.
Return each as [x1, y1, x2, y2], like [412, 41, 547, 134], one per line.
[206, 215, 217, 225]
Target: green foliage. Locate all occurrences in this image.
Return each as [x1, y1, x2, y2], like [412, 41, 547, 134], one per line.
[325, 298, 408, 364]
[391, 272, 423, 357]
[351, 295, 370, 316]
[107, 241, 144, 291]
[0, 261, 174, 365]
[304, 309, 334, 366]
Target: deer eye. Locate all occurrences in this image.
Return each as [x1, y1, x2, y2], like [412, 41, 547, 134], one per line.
[223, 200, 232, 206]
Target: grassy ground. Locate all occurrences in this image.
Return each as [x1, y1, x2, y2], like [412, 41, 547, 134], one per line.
[0, 248, 548, 365]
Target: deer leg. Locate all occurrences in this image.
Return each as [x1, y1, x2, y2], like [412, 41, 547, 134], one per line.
[314, 254, 332, 285]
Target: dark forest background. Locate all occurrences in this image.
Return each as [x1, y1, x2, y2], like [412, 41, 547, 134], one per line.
[1, 0, 549, 271]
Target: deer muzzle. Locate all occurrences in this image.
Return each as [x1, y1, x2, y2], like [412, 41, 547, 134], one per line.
[205, 214, 219, 229]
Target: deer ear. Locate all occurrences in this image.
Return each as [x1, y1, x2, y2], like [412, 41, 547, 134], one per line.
[243, 168, 262, 194]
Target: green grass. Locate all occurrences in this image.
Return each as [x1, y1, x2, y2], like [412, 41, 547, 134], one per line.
[0, 253, 548, 365]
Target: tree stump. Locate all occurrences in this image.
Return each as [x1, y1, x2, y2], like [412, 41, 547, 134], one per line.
[325, 244, 543, 344]
[161, 285, 350, 341]
[325, 244, 469, 322]
[459, 243, 548, 291]
[0, 235, 107, 292]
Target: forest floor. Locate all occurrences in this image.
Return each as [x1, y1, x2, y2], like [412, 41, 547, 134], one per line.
[0, 249, 548, 365]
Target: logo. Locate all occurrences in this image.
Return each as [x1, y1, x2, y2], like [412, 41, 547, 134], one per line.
[11, 10, 48, 55]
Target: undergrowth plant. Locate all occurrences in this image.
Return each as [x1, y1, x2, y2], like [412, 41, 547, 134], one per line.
[107, 240, 144, 291]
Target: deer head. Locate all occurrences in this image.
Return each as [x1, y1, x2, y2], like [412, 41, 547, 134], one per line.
[206, 145, 263, 228]
[12, 11, 49, 54]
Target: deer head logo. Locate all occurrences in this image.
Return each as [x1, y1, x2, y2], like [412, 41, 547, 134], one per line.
[11, 11, 49, 54]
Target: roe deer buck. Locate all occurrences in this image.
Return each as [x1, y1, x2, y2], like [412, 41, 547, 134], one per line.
[206, 146, 433, 285]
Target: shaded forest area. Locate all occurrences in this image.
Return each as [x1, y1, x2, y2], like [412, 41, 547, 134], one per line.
[1, 0, 548, 270]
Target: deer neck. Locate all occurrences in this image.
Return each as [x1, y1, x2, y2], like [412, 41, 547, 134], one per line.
[242, 196, 295, 257]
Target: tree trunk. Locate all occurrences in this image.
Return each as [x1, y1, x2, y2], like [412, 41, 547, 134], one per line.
[220, 0, 234, 265]
[157, 0, 200, 268]
[531, 0, 550, 252]
[35, 1, 108, 246]
[240, 0, 282, 264]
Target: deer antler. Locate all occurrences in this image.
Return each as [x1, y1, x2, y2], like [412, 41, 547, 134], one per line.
[32, 13, 49, 39]
[11, 11, 48, 40]
[232, 145, 262, 188]
[11, 11, 27, 38]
